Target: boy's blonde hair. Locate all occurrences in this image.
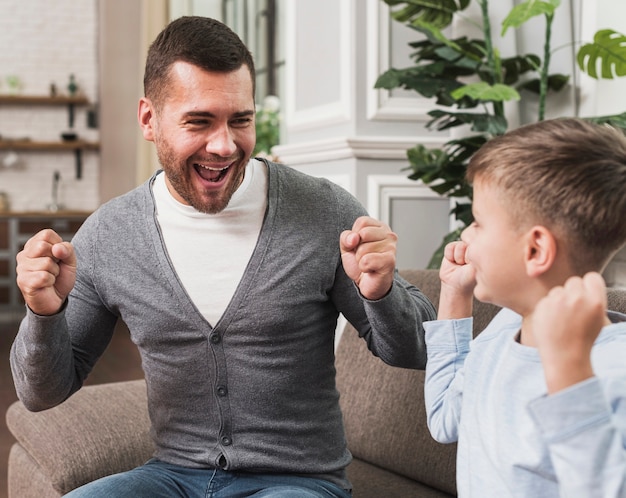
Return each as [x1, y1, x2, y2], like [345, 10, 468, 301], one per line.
[467, 118, 626, 273]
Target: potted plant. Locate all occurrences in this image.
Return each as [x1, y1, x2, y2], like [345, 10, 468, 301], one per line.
[376, 0, 626, 267]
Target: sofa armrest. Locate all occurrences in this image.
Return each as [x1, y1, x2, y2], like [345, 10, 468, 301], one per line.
[6, 379, 154, 495]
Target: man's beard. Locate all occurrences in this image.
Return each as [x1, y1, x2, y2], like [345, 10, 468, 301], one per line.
[155, 140, 245, 214]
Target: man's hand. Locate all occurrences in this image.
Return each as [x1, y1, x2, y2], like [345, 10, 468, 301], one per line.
[340, 216, 397, 300]
[531, 272, 608, 394]
[16, 229, 77, 316]
[437, 241, 476, 320]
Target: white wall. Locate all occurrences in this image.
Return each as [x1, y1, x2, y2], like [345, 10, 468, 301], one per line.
[0, 0, 99, 212]
[584, 0, 626, 286]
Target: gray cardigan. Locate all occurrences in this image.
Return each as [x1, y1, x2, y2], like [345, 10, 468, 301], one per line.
[11, 161, 436, 490]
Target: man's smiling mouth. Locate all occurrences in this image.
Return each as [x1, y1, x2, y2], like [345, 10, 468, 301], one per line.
[195, 163, 229, 182]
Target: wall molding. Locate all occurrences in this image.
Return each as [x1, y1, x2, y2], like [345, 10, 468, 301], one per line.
[285, 0, 353, 132]
[367, 174, 455, 228]
[365, 0, 433, 122]
[272, 135, 447, 165]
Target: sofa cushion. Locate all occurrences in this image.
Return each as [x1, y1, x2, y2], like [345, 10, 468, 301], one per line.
[6, 379, 153, 495]
[347, 458, 454, 498]
[8, 444, 61, 498]
[336, 322, 457, 495]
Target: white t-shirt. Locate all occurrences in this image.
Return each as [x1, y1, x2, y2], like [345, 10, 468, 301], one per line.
[153, 159, 267, 326]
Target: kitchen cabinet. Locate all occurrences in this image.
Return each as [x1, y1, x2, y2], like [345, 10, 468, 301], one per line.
[0, 212, 90, 322]
[0, 95, 99, 178]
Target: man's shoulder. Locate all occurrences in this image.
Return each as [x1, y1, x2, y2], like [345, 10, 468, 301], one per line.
[80, 177, 153, 235]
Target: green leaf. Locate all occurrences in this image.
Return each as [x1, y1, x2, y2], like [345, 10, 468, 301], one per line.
[427, 110, 508, 135]
[577, 29, 626, 79]
[501, 54, 541, 84]
[516, 73, 569, 93]
[382, 0, 470, 30]
[425, 110, 468, 131]
[452, 202, 474, 226]
[375, 67, 464, 100]
[583, 112, 626, 131]
[446, 135, 489, 163]
[410, 20, 473, 59]
[501, 0, 560, 36]
[450, 82, 521, 102]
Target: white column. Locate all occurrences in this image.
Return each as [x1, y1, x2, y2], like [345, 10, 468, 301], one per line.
[275, 0, 453, 269]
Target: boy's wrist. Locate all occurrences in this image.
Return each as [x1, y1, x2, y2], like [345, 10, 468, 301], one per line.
[437, 283, 473, 320]
[542, 355, 594, 394]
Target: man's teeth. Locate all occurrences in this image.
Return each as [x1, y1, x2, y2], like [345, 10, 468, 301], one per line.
[195, 163, 229, 182]
[198, 164, 229, 171]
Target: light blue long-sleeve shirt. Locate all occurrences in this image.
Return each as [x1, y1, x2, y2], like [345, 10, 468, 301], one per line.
[424, 308, 626, 497]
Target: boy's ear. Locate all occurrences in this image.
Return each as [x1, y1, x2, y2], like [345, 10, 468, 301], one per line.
[524, 225, 557, 277]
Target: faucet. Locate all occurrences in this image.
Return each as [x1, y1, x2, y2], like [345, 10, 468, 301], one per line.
[47, 170, 64, 212]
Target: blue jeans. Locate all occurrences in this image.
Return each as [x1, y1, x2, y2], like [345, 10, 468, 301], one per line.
[63, 459, 352, 497]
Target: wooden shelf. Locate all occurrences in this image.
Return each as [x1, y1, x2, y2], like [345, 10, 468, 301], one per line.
[0, 94, 97, 179]
[0, 95, 89, 106]
[0, 139, 99, 151]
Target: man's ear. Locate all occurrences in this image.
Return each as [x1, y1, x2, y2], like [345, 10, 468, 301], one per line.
[524, 225, 556, 277]
[138, 97, 156, 141]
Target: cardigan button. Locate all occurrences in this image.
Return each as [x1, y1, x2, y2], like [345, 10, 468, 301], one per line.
[209, 333, 221, 344]
[216, 385, 228, 397]
[221, 435, 232, 446]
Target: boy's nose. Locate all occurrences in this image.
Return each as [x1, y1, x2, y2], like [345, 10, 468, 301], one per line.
[460, 223, 474, 243]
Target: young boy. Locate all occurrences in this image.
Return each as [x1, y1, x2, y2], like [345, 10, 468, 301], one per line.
[424, 118, 626, 496]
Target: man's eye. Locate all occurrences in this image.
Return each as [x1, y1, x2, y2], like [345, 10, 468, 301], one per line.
[232, 118, 253, 127]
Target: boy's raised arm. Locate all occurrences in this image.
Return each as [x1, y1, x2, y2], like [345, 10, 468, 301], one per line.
[437, 240, 476, 319]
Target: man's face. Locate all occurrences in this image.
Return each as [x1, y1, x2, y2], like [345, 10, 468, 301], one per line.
[139, 61, 256, 214]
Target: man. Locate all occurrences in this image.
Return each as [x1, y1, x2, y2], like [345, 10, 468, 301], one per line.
[12, 16, 436, 497]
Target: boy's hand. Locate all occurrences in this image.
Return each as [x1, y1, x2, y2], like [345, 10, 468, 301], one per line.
[340, 216, 397, 301]
[437, 241, 476, 319]
[532, 272, 607, 394]
[16, 229, 77, 316]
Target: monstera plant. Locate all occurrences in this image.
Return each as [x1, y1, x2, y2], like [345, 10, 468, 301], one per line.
[376, 0, 626, 267]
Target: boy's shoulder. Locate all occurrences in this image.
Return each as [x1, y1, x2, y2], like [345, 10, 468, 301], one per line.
[596, 312, 626, 346]
[591, 314, 626, 376]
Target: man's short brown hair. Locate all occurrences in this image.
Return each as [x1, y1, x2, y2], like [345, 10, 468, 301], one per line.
[143, 16, 256, 108]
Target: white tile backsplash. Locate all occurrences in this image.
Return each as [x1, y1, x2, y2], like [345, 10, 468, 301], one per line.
[0, 0, 99, 212]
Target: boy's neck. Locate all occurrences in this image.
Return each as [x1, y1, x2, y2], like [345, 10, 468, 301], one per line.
[519, 311, 611, 348]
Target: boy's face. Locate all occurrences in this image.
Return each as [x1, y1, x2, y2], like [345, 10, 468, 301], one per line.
[461, 178, 529, 310]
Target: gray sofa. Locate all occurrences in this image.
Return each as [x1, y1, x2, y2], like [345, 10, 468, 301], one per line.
[7, 269, 626, 497]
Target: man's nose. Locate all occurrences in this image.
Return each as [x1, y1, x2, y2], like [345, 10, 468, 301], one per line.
[206, 125, 237, 157]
